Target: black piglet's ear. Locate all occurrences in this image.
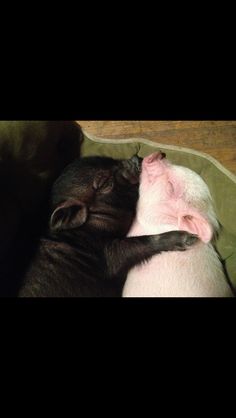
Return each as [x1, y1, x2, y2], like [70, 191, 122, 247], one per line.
[50, 199, 88, 231]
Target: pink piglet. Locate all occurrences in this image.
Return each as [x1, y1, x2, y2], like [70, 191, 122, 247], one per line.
[123, 152, 233, 297]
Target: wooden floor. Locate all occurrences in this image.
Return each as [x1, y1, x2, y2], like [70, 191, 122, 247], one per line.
[78, 121, 236, 175]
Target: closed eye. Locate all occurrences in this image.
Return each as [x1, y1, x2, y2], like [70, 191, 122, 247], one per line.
[93, 171, 114, 194]
[167, 181, 175, 195]
[98, 177, 114, 194]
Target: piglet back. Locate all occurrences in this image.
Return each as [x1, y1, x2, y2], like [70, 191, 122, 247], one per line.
[123, 242, 233, 297]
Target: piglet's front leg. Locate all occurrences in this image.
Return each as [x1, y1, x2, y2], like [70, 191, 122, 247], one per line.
[104, 231, 199, 285]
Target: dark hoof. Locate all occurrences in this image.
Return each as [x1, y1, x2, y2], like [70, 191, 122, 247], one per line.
[154, 230, 200, 252]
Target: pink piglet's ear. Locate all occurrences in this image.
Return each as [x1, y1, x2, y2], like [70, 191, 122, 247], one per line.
[178, 213, 213, 243]
[50, 199, 88, 231]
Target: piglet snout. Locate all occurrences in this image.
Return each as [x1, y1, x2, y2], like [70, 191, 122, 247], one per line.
[142, 152, 168, 177]
[144, 151, 166, 165]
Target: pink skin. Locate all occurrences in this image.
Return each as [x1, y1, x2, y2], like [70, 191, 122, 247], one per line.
[142, 151, 168, 177]
[123, 152, 232, 297]
[142, 152, 181, 193]
[138, 152, 213, 243]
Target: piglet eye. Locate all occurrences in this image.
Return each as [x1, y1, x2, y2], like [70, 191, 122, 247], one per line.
[101, 177, 114, 193]
[93, 171, 114, 194]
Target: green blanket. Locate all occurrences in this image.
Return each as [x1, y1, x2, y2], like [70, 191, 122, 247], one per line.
[80, 130, 236, 291]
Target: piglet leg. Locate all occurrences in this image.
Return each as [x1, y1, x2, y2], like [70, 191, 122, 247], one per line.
[104, 231, 198, 284]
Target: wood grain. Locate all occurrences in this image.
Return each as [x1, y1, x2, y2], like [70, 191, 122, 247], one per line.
[77, 121, 236, 175]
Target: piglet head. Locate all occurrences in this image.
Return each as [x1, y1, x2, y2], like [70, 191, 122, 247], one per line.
[138, 152, 217, 243]
[139, 151, 179, 203]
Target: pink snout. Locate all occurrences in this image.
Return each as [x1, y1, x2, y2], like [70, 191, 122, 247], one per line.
[143, 151, 166, 165]
[142, 151, 170, 177]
